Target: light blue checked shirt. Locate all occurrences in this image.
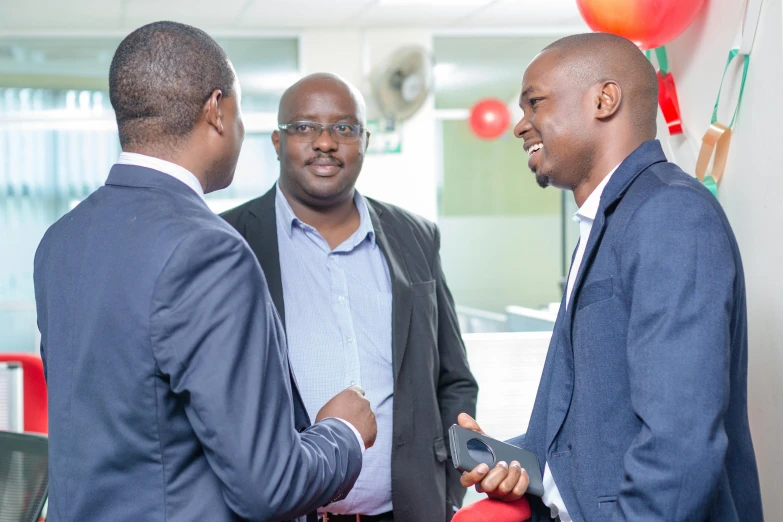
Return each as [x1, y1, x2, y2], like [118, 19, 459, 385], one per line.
[275, 184, 394, 516]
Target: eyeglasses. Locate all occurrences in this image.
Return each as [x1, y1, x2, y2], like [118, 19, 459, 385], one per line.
[278, 121, 365, 144]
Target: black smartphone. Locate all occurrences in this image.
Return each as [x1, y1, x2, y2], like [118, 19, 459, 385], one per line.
[448, 424, 545, 497]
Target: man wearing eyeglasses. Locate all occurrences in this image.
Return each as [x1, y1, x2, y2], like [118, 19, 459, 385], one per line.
[222, 73, 478, 522]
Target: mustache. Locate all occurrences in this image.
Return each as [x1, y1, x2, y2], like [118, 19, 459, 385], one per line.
[305, 154, 343, 167]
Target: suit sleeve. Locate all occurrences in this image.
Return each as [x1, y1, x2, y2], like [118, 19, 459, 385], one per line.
[432, 225, 480, 513]
[149, 228, 362, 521]
[614, 187, 734, 521]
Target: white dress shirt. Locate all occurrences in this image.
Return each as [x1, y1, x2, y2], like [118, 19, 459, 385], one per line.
[543, 166, 617, 521]
[114, 152, 366, 455]
[117, 152, 205, 200]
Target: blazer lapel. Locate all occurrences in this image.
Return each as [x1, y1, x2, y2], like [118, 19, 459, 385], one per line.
[565, 139, 668, 324]
[545, 139, 668, 451]
[367, 201, 413, 382]
[544, 243, 579, 451]
[243, 187, 311, 426]
[544, 224, 606, 452]
[246, 188, 287, 329]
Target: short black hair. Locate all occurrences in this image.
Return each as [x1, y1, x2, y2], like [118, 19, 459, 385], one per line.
[109, 21, 235, 149]
[543, 33, 658, 139]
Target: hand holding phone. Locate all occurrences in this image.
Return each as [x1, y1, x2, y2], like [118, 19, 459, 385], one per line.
[449, 421, 544, 497]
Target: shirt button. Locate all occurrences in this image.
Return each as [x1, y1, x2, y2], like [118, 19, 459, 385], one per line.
[347, 337, 354, 344]
[338, 296, 345, 304]
[350, 381, 356, 386]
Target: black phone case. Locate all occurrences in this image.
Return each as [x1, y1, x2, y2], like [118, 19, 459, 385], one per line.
[448, 424, 545, 497]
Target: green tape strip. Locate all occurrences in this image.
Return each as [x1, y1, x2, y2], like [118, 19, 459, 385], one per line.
[711, 49, 750, 128]
[646, 47, 669, 75]
[703, 175, 719, 198]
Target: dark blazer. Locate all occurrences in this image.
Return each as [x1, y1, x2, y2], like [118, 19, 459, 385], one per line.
[222, 186, 479, 521]
[34, 165, 362, 522]
[510, 141, 762, 521]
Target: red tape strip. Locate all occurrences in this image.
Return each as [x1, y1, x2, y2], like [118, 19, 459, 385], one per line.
[657, 71, 683, 135]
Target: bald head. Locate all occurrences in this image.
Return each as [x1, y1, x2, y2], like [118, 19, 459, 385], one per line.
[272, 72, 371, 212]
[278, 73, 367, 125]
[541, 32, 658, 138]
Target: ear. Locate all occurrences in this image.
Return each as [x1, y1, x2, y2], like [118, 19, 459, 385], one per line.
[364, 130, 371, 152]
[204, 89, 225, 134]
[271, 130, 281, 160]
[595, 81, 622, 120]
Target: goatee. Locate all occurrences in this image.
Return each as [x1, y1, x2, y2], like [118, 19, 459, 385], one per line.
[535, 173, 550, 188]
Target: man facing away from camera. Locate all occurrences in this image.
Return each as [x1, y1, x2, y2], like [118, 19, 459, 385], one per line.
[34, 22, 376, 522]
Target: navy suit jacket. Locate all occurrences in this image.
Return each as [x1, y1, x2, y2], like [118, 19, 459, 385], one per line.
[33, 165, 362, 522]
[510, 141, 762, 521]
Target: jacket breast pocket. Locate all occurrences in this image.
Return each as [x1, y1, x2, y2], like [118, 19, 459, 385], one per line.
[577, 276, 613, 310]
[597, 495, 617, 520]
[412, 279, 436, 297]
[411, 280, 437, 337]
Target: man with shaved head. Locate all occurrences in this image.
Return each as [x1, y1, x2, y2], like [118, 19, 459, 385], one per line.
[223, 73, 478, 521]
[457, 33, 762, 521]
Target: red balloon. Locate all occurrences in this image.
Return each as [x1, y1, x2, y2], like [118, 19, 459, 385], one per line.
[468, 98, 511, 140]
[576, 0, 706, 50]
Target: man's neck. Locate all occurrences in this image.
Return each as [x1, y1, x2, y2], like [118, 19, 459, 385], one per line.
[279, 183, 361, 250]
[572, 137, 646, 207]
[124, 144, 209, 193]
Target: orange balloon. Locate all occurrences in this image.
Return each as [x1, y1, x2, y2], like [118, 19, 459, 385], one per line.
[576, 0, 706, 50]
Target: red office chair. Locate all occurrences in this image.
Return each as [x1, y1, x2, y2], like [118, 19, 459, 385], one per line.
[453, 497, 531, 522]
[0, 354, 47, 434]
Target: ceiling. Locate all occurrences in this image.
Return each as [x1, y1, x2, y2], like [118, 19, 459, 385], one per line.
[0, 0, 589, 113]
[0, 0, 588, 32]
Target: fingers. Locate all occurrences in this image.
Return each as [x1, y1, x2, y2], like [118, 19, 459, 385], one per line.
[366, 412, 377, 449]
[459, 463, 490, 488]
[457, 412, 485, 435]
[477, 461, 511, 496]
[482, 461, 529, 501]
[496, 461, 529, 501]
[506, 463, 530, 501]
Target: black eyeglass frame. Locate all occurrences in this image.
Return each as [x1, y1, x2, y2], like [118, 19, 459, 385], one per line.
[277, 120, 366, 143]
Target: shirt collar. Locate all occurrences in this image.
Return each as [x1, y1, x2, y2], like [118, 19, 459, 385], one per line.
[117, 152, 205, 200]
[574, 165, 620, 223]
[274, 182, 377, 248]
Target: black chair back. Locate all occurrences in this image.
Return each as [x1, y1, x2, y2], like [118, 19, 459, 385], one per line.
[0, 431, 48, 522]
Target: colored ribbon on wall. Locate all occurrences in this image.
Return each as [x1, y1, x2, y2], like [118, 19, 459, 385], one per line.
[696, 0, 761, 197]
[646, 47, 683, 135]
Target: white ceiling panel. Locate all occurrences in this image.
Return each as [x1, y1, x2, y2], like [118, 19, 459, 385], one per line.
[123, 0, 249, 30]
[237, 0, 376, 29]
[0, 0, 123, 31]
[467, 0, 586, 29]
[0, 0, 588, 32]
[353, 4, 479, 27]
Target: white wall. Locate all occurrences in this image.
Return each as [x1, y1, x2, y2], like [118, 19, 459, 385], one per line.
[439, 215, 563, 312]
[299, 29, 438, 223]
[462, 332, 550, 505]
[660, 0, 783, 515]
